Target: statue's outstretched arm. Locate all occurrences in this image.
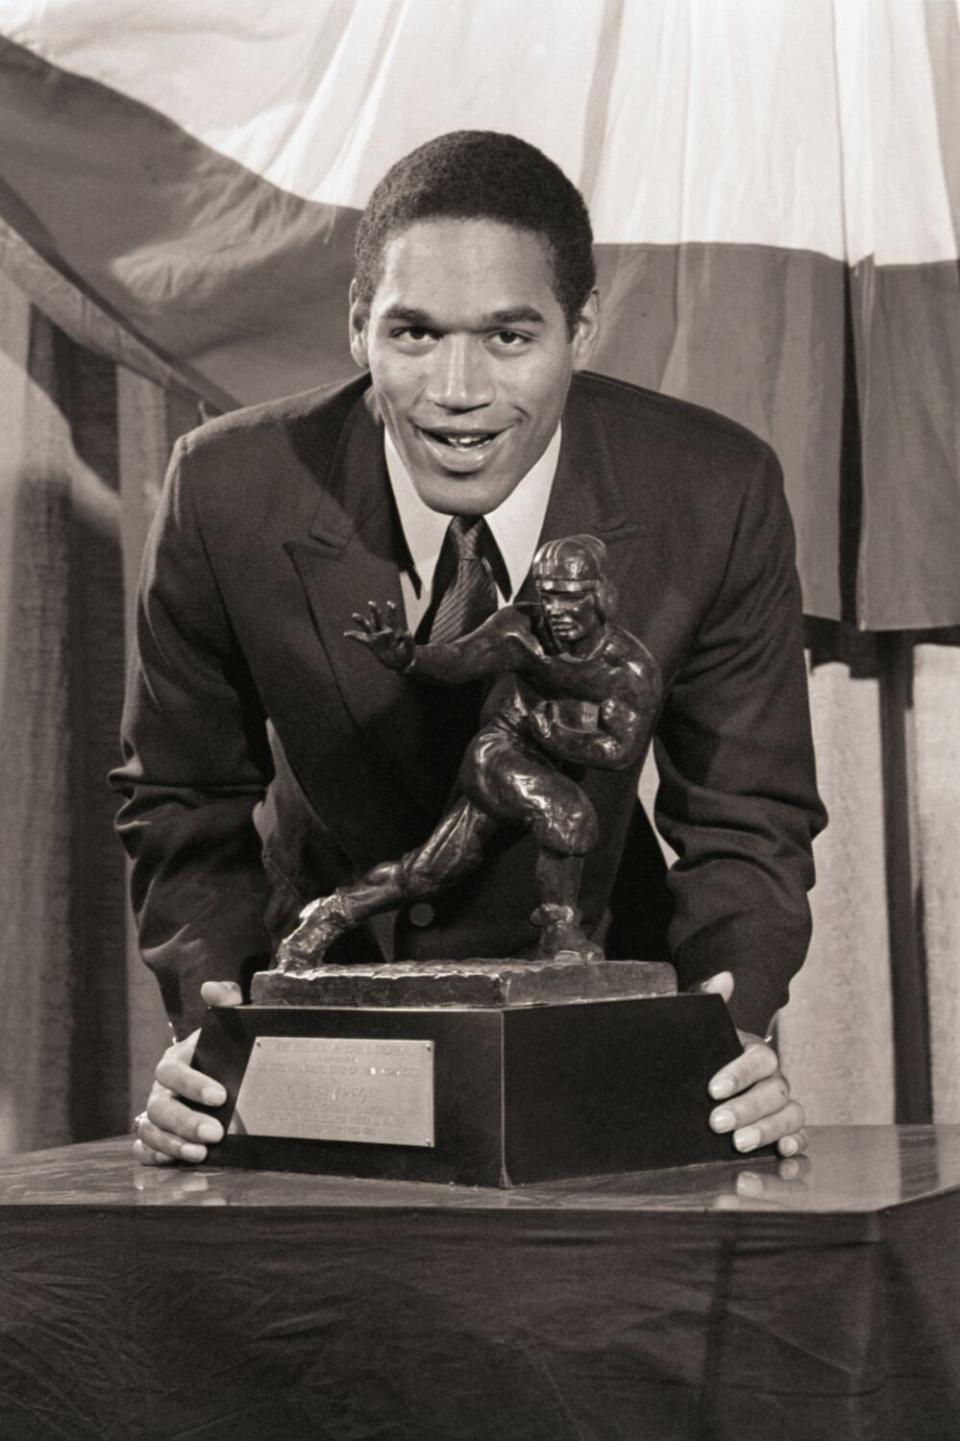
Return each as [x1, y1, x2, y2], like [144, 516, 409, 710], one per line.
[346, 604, 522, 684]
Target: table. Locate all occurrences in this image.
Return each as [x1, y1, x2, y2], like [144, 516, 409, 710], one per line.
[0, 1126, 957, 1440]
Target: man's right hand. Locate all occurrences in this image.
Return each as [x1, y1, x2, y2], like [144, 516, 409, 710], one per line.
[133, 980, 243, 1166]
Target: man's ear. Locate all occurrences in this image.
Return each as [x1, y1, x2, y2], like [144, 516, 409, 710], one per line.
[348, 279, 369, 368]
[571, 289, 601, 372]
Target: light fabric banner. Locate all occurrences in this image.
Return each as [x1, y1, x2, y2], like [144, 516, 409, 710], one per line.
[0, 0, 958, 625]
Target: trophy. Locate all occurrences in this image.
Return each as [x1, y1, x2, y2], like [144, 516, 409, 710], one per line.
[194, 536, 746, 1185]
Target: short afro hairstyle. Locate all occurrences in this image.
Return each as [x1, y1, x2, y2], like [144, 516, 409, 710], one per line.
[353, 131, 596, 336]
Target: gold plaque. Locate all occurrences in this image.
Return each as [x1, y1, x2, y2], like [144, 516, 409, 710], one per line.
[228, 1036, 435, 1147]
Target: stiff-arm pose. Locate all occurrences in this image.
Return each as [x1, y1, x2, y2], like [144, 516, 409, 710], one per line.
[277, 535, 662, 969]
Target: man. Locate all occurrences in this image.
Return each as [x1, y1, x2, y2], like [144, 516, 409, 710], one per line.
[114, 130, 823, 1167]
[278, 534, 663, 970]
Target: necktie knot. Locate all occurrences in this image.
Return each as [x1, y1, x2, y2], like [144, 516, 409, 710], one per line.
[422, 514, 500, 643]
[448, 514, 485, 559]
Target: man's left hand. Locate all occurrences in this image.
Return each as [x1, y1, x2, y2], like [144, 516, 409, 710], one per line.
[696, 971, 807, 1158]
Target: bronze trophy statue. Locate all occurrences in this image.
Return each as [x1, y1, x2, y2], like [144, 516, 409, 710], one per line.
[194, 536, 747, 1185]
[276, 533, 661, 974]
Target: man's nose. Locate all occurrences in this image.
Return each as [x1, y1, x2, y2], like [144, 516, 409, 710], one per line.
[427, 336, 495, 410]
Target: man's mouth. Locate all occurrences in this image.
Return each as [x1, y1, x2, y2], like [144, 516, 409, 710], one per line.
[423, 429, 500, 449]
[416, 425, 508, 472]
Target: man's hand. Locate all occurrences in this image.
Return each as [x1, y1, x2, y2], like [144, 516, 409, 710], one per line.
[345, 600, 415, 671]
[132, 980, 243, 1167]
[696, 971, 808, 1158]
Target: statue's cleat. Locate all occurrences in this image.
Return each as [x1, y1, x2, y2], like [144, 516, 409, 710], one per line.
[549, 941, 604, 963]
[531, 904, 603, 963]
[275, 891, 355, 973]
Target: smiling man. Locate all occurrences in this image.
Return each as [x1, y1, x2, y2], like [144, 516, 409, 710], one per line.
[113, 131, 825, 1169]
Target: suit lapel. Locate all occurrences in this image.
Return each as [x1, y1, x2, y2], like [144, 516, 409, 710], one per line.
[285, 395, 445, 829]
[518, 377, 644, 602]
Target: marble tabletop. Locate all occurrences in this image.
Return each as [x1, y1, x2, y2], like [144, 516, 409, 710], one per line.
[0, 1123, 955, 1215]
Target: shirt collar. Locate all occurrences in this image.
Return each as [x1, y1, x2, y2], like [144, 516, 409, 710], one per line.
[384, 424, 562, 601]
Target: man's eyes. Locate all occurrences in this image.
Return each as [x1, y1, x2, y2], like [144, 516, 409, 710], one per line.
[388, 328, 532, 349]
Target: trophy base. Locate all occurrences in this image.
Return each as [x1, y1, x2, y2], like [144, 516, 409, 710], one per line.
[193, 983, 751, 1187]
[251, 955, 677, 1008]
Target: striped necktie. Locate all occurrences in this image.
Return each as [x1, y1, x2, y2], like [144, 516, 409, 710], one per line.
[423, 515, 500, 643]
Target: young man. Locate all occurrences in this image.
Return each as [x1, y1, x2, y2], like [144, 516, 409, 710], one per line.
[114, 131, 824, 1166]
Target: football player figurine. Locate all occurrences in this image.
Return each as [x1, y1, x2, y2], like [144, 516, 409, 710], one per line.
[277, 534, 662, 970]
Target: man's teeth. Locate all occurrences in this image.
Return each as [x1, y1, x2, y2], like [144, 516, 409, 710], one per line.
[433, 432, 495, 447]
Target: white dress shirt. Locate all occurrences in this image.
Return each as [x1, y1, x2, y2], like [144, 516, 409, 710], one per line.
[384, 425, 562, 632]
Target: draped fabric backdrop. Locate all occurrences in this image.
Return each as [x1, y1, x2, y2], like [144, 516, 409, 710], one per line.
[0, 0, 958, 1150]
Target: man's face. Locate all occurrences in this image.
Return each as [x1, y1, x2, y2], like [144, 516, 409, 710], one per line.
[349, 218, 599, 515]
[537, 581, 603, 654]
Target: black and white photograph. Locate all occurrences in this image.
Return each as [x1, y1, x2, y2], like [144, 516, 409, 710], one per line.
[0, 2, 957, 1436]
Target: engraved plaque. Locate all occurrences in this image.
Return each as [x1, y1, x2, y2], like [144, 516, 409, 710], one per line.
[228, 1036, 435, 1147]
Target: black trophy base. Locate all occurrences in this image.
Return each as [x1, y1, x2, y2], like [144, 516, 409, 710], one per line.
[193, 994, 750, 1188]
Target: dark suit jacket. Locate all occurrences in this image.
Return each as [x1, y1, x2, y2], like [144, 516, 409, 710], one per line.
[112, 371, 826, 1039]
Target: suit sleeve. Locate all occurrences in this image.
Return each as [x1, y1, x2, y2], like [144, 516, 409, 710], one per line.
[110, 436, 274, 1039]
[653, 445, 827, 1038]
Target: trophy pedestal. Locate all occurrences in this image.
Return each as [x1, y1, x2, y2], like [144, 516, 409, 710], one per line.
[193, 960, 751, 1187]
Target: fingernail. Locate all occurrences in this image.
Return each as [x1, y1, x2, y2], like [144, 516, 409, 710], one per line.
[711, 1109, 735, 1133]
[198, 1119, 222, 1143]
[735, 1127, 761, 1152]
[181, 1142, 206, 1163]
[780, 1136, 798, 1157]
[202, 1085, 226, 1106]
[710, 1075, 734, 1100]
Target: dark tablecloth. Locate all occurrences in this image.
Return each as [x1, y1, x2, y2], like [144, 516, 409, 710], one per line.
[0, 1126, 957, 1440]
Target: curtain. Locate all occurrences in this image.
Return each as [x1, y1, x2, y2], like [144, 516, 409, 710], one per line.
[0, 272, 194, 1149]
[2, 1, 958, 626]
